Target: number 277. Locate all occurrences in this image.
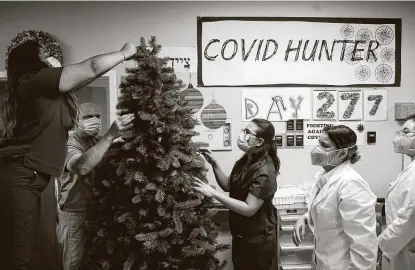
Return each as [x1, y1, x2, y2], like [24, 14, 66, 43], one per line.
[316, 92, 383, 119]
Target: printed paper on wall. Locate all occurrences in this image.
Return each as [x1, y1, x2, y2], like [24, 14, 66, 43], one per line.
[312, 90, 338, 121]
[241, 88, 312, 122]
[338, 90, 363, 121]
[304, 121, 366, 146]
[198, 17, 401, 87]
[159, 47, 197, 73]
[192, 118, 232, 151]
[363, 89, 388, 121]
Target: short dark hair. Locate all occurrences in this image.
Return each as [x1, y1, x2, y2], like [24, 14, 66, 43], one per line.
[404, 113, 415, 122]
[322, 125, 361, 164]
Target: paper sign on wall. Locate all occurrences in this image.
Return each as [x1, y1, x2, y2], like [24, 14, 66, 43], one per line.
[304, 121, 366, 146]
[304, 122, 335, 145]
[312, 90, 337, 121]
[241, 88, 311, 122]
[197, 17, 401, 87]
[193, 118, 232, 151]
[363, 89, 388, 121]
[158, 47, 197, 73]
[338, 90, 363, 121]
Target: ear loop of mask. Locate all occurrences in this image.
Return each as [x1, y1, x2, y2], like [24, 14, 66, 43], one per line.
[395, 136, 415, 155]
[326, 144, 357, 166]
[248, 134, 263, 147]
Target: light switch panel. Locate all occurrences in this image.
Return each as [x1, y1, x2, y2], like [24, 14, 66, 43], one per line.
[395, 103, 415, 120]
[367, 131, 376, 144]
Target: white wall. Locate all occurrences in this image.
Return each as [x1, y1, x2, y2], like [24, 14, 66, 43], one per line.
[1, 1, 415, 197]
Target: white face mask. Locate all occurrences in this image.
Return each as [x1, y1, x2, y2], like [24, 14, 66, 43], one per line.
[393, 136, 415, 157]
[310, 145, 355, 166]
[237, 133, 250, 152]
[237, 129, 264, 152]
[46, 57, 62, 68]
[80, 117, 102, 136]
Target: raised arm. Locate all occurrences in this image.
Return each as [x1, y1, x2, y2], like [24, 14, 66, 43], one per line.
[199, 149, 230, 192]
[195, 168, 277, 218]
[211, 162, 231, 192]
[67, 114, 134, 175]
[59, 43, 137, 93]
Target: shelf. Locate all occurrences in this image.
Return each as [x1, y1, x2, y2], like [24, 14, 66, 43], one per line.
[280, 215, 302, 223]
[280, 244, 314, 265]
[281, 225, 295, 231]
[277, 203, 308, 210]
[281, 264, 312, 270]
[281, 244, 314, 252]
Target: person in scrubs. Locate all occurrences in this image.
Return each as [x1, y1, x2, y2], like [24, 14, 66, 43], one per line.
[194, 118, 280, 270]
[292, 125, 378, 270]
[378, 114, 415, 270]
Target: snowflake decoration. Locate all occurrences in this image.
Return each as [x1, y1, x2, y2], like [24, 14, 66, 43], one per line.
[356, 123, 365, 133]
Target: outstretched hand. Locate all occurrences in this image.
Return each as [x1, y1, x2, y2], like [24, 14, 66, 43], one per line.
[120, 43, 137, 61]
[113, 137, 125, 143]
[193, 177, 216, 198]
[108, 113, 135, 140]
[198, 149, 216, 165]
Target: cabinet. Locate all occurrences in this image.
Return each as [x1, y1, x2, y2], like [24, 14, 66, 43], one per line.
[278, 203, 312, 270]
[277, 202, 385, 270]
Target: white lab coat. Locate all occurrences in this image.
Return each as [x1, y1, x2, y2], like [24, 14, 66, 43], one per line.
[378, 159, 415, 270]
[304, 161, 378, 270]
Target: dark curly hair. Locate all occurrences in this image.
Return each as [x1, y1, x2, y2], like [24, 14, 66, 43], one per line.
[2, 40, 78, 138]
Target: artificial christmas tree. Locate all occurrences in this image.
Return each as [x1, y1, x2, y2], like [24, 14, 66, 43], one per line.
[82, 37, 228, 270]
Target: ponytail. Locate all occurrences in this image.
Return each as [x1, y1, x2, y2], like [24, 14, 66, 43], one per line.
[268, 140, 281, 175]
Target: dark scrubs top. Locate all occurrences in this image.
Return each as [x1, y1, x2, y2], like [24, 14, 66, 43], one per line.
[229, 155, 278, 243]
[0, 67, 73, 176]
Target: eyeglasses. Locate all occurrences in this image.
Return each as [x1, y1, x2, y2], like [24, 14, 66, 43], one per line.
[396, 129, 415, 138]
[241, 128, 261, 141]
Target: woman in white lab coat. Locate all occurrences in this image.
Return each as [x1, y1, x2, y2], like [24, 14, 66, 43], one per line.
[378, 114, 415, 270]
[292, 125, 378, 270]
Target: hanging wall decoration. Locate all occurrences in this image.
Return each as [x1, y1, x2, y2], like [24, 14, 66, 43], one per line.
[201, 93, 227, 129]
[181, 73, 204, 114]
[5, 30, 63, 68]
[192, 118, 232, 151]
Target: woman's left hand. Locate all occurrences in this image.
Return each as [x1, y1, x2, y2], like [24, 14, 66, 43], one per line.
[193, 177, 216, 198]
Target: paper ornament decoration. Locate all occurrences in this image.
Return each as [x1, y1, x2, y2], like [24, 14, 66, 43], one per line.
[182, 83, 204, 114]
[201, 93, 227, 129]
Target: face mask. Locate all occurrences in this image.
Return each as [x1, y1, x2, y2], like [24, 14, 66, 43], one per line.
[393, 136, 415, 156]
[237, 132, 264, 152]
[80, 117, 101, 136]
[237, 133, 250, 152]
[46, 57, 62, 68]
[310, 145, 355, 166]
